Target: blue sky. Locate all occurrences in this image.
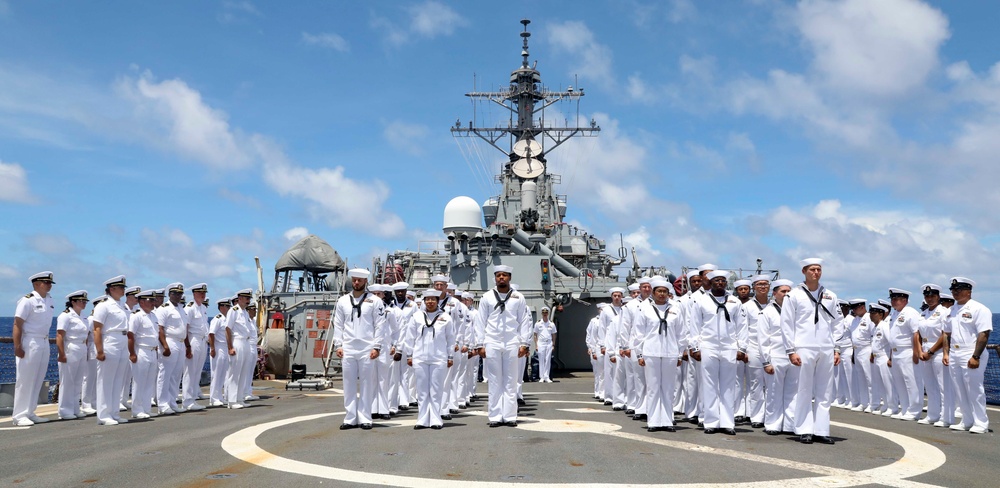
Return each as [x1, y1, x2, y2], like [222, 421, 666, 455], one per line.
[1, 0, 999, 310]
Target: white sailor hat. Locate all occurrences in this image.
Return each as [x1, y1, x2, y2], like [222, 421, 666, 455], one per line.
[167, 282, 184, 293]
[493, 265, 513, 275]
[348, 268, 371, 279]
[236, 288, 253, 298]
[66, 290, 88, 301]
[733, 279, 752, 288]
[649, 277, 670, 290]
[609, 287, 626, 295]
[137, 289, 156, 299]
[391, 282, 409, 291]
[596, 303, 608, 309]
[751, 274, 771, 284]
[104, 275, 127, 287]
[421, 289, 440, 300]
[707, 270, 728, 281]
[687, 269, 701, 279]
[30, 271, 55, 284]
[848, 298, 867, 307]
[189, 283, 208, 293]
[431, 274, 449, 283]
[216, 296, 231, 305]
[461, 291, 474, 300]
[368, 284, 385, 292]
[940, 293, 954, 301]
[837, 299, 848, 306]
[124, 286, 142, 296]
[920, 283, 941, 294]
[697, 263, 718, 272]
[771, 279, 793, 290]
[406, 290, 416, 298]
[447, 282, 458, 290]
[888, 288, 910, 298]
[637, 276, 651, 285]
[799, 257, 823, 268]
[627, 283, 640, 292]
[622, 296, 632, 304]
[541, 306, 550, 312]
[870, 304, 888, 313]
[949, 277, 975, 290]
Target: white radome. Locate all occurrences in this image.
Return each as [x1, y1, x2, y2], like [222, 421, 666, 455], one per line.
[443, 196, 484, 235]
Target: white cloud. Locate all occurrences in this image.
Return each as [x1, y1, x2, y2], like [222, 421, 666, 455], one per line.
[383, 120, 430, 156]
[666, 0, 697, 24]
[218, 1, 262, 24]
[25, 234, 76, 255]
[371, 1, 466, 47]
[0, 161, 36, 203]
[302, 32, 350, 52]
[284, 227, 309, 242]
[548, 21, 615, 90]
[622, 226, 661, 261]
[138, 227, 263, 280]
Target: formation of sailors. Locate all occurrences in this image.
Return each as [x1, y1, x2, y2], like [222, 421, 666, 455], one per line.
[10, 272, 262, 426]
[586, 259, 993, 443]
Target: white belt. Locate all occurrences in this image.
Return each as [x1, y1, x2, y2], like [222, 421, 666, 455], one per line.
[24, 333, 49, 339]
[138, 345, 159, 351]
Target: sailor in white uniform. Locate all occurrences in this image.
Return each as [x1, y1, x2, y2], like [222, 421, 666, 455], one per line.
[731, 278, 753, 423]
[943, 277, 992, 434]
[758, 279, 796, 435]
[225, 290, 255, 409]
[127, 290, 162, 419]
[80, 295, 105, 417]
[460, 292, 480, 405]
[208, 297, 232, 406]
[916, 284, 948, 425]
[844, 299, 871, 412]
[633, 277, 686, 432]
[405, 289, 456, 429]
[620, 279, 651, 419]
[93, 275, 131, 425]
[586, 313, 602, 398]
[601, 288, 627, 409]
[678, 269, 704, 423]
[388, 282, 417, 414]
[333, 269, 388, 430]
[886, 288, 922, 420]
[182, 283, 210, 411]
[533, 307, 557, 383]
[474, 265, 532, 427]
[779, 258, 847, 444]
[56, 289, 89, 420]
[154, 283, 190, 415]
[368, 284, 395, 420]
[869, 304, 894, 416]
[689, 270, 745, 435]
[11, 271, 56, 426]
[734, 275, 770, 428]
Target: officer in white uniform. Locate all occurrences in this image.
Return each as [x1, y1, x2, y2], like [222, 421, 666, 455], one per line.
[243, 301, 259, 402]
[943, 277, 991, 434]
[225, 290, 254, 409]
[405, 289, 456, 429]
[869, 304, 894, 416]
[886, 288, 922, 420]
[120, 285, 141, 411]
[916, 284, 947, 425]
[474, 265, 532, 427]
[154, 282, 191, 414]
[11, 272, 56, 426]
[333, 269, 388, 430]
[758, 279, 796, 435]
[127, 290, 162, 419]
[533, 307, 557, 383]
[779, 258, 847, 444]
[634, 277, 686, 432]
[56, 289, 89, 420]
[80, 295, 105, 416]
[182, 283, 210, 411]
[842, 299, 870, 412]
[207, 297, 232, 407]
[934, 293, 959, 426]
[689, 270, 745, 435]
[93, 275, 131, 425]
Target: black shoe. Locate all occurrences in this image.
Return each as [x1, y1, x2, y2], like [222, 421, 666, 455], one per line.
[697, 422, 704, 429]
[413, 425, 426, 430]
[339, 423, 357, 430]
[764, 429, 780, 436]
[441, 415, 452, 421]
[431, 425, 443, 430]
[723, 428, 736, 435]
[632, 414, 647, 421]
[398, 406, 409, 411]
[458, 404, 468, 409]
[800, 434, 813, 444]
[505, 421, 518, 427]
[663, 426, 676, 432]
[815, 435, 835, 445]
[647, 427, 659, 432]
[704, 428, 718, 434]
[612, 406, 623, 411]
[379, 414, 391, 420]
[450, 409, 459, 414]
[409, 402, 418, 407]
[751, 422, 764, 429]
[517, 399, 526, 406]
[689, 416, 699, 425]
[361, 423, 373, 430]
[488, 421, 501, 428]
[604, 401, 612, 406]
[782, 431, 796, 436]
[625, 409, 635, 415]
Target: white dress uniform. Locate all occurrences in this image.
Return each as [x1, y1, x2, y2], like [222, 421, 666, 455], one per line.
[225, 302, 254, 408]
[834, 313, 855, 408]
[242, 308, 258, 400]
[779, 282, 847, 438]
[56, 308, 90, 419]
[182, 300, 210, 409]
[389, 298, 418, 412]
[735, 298, 768, 425]
[333, 291, 388, 426]
[462, 305, 481, 404]
[681, 289, 704, 420]
[870, 316, 894, 415]
[534, 318, 557, 382]
[404, 307, 456, 428]
[440, 295, 468, 414]
[848, 313, 873, 411]
[887, 304, 922, 419]
[128, 307, 160, 418]
[12, 289, 55, 425]
[593, 307, 608, 401]
[93, 297, 130, 424]
[81, 310, 101, 415]
[154, 300, 189, 413]
[208, 312, 230, 405]
[585, 316, 602, 397]
[945, 295, 992, 432]
[917, 302, 948, 423]
[634, 298, 686, 429]
[620, 296, 648, 415]
[689, 288, 745, 431]
[371, 293, 396, 418]
[758, 300, 796, 433]
[600, 304, 627, 408]
[473, 286, 532, 424]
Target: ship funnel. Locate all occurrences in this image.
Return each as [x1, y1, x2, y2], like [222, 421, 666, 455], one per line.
[443, 196, 483, 236]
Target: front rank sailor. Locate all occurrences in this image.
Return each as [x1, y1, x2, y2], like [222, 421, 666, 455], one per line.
[333, 269, 388, 430]
[127, 290, 162, 419]
[11, 272, 56, 426]
[633, 277, 686, 432]
[533, 307, 557, 383]
[405, 289, 456, 429]
[182, 283, 210, 411]
[155, 283, 191, 415]
[943, 277, 992, 434]
[93, 275, 131, 425]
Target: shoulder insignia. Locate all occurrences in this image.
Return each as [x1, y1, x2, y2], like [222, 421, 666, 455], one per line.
[216, 314, 223, 319]
[24, 292, 33, 299]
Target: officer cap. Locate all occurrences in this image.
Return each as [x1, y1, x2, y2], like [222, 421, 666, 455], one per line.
[949, 277, 975, 291]
[30, 271, 56, 284]
[167, 282, 184, 293]
[888, 288, 910, 299]
[66, 290, 88, 301]
[189, 283, 208, 293]
[104, 275, 127, 287]
[124, 286, 141, 296]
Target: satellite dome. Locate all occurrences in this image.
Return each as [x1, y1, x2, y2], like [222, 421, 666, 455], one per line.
[443, 196, 483, 234]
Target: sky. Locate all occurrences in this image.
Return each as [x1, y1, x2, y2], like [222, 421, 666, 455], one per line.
[1, 0, 999, 310]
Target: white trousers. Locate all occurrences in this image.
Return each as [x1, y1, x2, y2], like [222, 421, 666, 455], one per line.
[12, 335, 49, 422]
[413, 360, 447, 427]
[81, 358, 97, 410]
[744, 366, 765, 423]
[537, 344, 553, 381]
[226, 338, 252, 406]
[485, 347, 519, 422]
[209, 344, 230, 404]
[610, 356, 627, 408]
[699, 348, 737, 429]
[734, 361, 748, 417]
[57, 342, 87, 418]
[342, 354, 375, 425]
[602, 352, 615, 401]
[791, 347, 833, 436]
[889, 348, 921, 417]
[630, 354, 647, 414]
[836, 347, 853, 405]
[182, 335, 208, 407]
[516, 355, 526, 400]
[871, 354, 894, 413]
[130, 347, 159, 416]
[156, 338, 185, 410]
[942, 360, 959, 425]
[450, 353, 467, 408]
[590, 354, 602, 396]
[96, 337, 129, 423]
[464, 354, 479, 400]
[643, 357, 678, 428]
[241, 342, 256, 398]
[851, 346, 873, 409]
[684, 357, 701, 418]
[371, 354, 392, 415]
[919, 353, 945, 422]
[672, 359, 687, 414]
[388, 354, 409, 411]
[442, 348, 460, 412]
[119, 361, 132, 407]
[763, 357, 796, 432]
[952, 355, 990, 430]
[624, 353, 636, 408]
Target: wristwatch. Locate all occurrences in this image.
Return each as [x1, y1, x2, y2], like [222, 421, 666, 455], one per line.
[972, 354, 981, 360]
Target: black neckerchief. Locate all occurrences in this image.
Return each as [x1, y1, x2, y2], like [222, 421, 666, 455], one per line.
[610, 306, 619, 316]
[753, 299, 766, 311]
[709, 293, 731, 322]
[350, 292, 368, 319]
[397, 299, 409, 309]
[493, 289, 512, 313]
[772, 302, 782, 314]
[801, 285, 833, 324]
[652, 302, 671, 334]
[422, 311, 441, 338]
